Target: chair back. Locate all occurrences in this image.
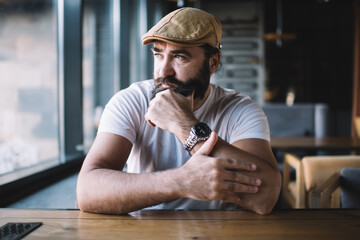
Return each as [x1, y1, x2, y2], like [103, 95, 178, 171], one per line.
[340, 168, 360, 208]
[302, 156, 360, 192]
[355, 117, 360, 138]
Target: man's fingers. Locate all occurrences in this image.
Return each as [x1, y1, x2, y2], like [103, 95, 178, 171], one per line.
[223, 158, 257, 171]
[144, 113, 156, 127]
[147, 120, 156, 127]
[222, 194, 243, 205]
[223, 181, 259, 193]
[223, 171, 261, 186]
[195, 131, 218, 156]
[222, 193, 252, 207]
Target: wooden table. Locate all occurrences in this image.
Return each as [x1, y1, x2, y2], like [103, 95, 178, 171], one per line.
[1, 209, 359, 239]
[271, 137, 360, 152]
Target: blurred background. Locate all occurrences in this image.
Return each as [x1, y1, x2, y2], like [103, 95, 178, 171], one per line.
[0, 0, 358, 209]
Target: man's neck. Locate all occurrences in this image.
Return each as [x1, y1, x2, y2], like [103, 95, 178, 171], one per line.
[193, 85, 211, 111]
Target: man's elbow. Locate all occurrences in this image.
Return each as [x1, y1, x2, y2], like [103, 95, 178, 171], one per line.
[76, 185, 130, 215]
[254, 170, 282, 215]
[76, 184, 93, 213]
[253, 203, 275, 215]
[76, 177, 102, 213]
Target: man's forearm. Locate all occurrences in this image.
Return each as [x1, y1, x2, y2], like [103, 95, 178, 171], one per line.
[77, 131, 246, 215]
[211, 138, 281, 214]
[174, 120, 281, 214]
[77, 168, 182, 214]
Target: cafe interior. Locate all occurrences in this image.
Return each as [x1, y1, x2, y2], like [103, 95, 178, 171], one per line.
[0, 0, 360, 239]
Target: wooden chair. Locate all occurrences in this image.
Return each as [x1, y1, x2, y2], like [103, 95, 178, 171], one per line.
[282, 153, 305, 208]
[282, 153, 360, 208]
[311, 168, 360, 208]
[355, 117, 360, 138]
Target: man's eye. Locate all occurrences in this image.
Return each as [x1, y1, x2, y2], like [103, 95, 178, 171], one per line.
[153, 53, 161, 58]
[175, 55, 186, 60]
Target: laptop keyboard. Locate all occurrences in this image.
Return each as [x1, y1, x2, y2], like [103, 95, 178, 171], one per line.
[0, 222, 42, 240]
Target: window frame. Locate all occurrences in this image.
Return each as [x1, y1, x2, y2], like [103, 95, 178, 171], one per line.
[0, 0, 84, 207]
[0, 0, 161, 207]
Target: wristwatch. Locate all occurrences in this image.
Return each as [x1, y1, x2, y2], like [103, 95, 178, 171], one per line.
[183, 122, 212, 152]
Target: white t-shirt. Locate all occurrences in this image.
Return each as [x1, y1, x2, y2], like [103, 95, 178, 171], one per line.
[98, 80, 270, 210]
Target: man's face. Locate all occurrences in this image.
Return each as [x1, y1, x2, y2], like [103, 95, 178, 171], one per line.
[151, 42, 210, 100]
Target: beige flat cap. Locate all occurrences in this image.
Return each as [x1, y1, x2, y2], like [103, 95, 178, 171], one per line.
[142, 7, 222, 50]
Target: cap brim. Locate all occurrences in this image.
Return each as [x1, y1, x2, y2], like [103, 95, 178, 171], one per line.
[142, 36, 205, 48]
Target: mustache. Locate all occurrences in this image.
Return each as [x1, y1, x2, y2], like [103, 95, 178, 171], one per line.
[154, 76, 183, 89]
[152, 76, 194, 99]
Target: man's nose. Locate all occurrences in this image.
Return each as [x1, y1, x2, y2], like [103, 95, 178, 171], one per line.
[158, 58, 175, 77]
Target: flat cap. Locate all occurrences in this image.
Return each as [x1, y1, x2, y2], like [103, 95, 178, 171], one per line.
[142, 7, 222, 50]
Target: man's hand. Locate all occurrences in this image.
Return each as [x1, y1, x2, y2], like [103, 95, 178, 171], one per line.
[176, 132, 261, 205]
[144, 89, 197, 137]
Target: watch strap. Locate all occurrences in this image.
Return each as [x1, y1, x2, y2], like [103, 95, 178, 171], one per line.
[183, 123, 211, 152]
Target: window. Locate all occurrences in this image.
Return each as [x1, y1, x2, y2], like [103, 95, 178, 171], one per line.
[0, 0, 158, 192]
[0, 0, 59, 178]
[82, 0, 118, 150]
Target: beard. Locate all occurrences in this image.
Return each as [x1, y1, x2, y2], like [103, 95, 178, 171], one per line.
[151, 59, 211, 100]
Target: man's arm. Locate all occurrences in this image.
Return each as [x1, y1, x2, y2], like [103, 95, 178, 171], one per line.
[212, 138, 281, 214]
[144, 89, 281, 214]
[176, 136, 281, 215]
[76, 131, 260, 214]
[77, 132, 179, 214]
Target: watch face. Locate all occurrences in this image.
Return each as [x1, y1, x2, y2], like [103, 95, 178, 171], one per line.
[194, 122, 211, 137]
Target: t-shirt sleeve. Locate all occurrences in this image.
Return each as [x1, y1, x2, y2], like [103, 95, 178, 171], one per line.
[228, 98, 270, 143]
[97, 84, 147, 144]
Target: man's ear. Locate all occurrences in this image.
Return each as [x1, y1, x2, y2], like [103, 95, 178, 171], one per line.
[209, 53, 221, 74]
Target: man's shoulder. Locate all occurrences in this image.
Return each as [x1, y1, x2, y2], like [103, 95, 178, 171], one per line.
[130, 79, 154, 88]
[208, 84, 263, 116]
[126, 80, 154, 93]
[112, 80, 153, 99]
[210, 83, 251, 104]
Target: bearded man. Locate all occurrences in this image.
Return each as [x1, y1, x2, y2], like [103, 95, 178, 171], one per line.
[77, 7, 281, 215]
